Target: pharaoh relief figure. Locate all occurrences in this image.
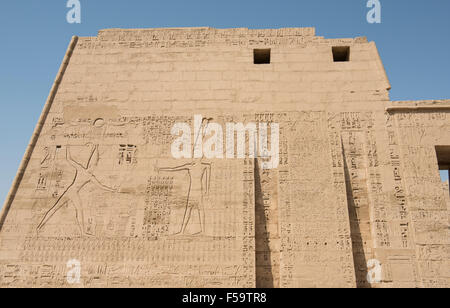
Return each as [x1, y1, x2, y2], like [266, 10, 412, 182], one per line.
[37, 119, 117, 236]
[157, 118, 212, 236]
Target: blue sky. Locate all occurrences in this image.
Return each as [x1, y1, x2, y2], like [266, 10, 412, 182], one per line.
[0, 0, 449, 204]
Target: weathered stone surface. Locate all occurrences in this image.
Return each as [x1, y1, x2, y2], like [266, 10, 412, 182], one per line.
[0, 27, 448, 288]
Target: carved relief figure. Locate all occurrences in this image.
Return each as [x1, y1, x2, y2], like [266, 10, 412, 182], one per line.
[158, 118, 212, 235]
[37, 143, 117, 236]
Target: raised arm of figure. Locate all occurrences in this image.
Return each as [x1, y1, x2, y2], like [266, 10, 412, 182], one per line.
[87, 144, 100, 171]
[66, 145, 85, 170]
[158, 163, 191, 173]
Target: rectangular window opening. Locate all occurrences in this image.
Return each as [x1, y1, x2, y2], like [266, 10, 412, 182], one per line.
[254, 49, 271, 64]
[436, 146, 450, 193]
[332, 46, 350, 62]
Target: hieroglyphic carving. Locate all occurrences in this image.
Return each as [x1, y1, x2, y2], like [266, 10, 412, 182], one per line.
[118, 144, 137, 165]
[36, 147, 54, 192]
[276, 112, 356, 288]
[241, 158, 256, 287]
[78, 28, 318, 50]
[143, 116, 182, 145]
[328, 113, 359, 288]
[365, 121, 390, 249]
[386, 113, 411, 247]
[142, 176, 173, 239]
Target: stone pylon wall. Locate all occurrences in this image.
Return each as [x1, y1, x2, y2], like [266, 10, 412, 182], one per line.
[0, 27, 448, 288]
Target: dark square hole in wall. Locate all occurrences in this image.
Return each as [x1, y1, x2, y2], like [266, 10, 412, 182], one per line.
[436, 146, 450, 192]
[436, 146, 450, 169]
[254, 49, 271, 64]
[332, 46, 350, 62]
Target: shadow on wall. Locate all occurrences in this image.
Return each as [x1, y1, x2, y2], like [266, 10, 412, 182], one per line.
[254, 159, 275, 288]
[342, 146, 371, 288]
